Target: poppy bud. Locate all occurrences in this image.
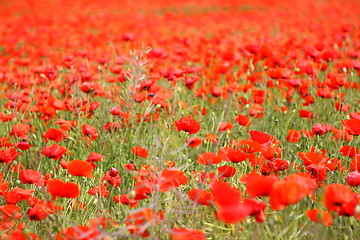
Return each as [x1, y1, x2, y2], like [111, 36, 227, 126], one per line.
[109, 167, 118, 177]
[129, 190, 136, 199]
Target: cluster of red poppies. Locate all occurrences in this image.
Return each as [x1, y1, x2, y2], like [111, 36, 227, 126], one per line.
[0, 0, 360, 239]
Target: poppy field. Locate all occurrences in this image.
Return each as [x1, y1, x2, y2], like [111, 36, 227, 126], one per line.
[1, 0, 360, 239]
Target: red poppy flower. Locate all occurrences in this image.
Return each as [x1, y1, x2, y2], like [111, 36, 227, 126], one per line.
[27, 204, 49, 221]
[87, 152, 105, 162]
[9, 123, 31, 140]
[54, 118, 78, 131]
[56, 225, 101, 240]
[234, 114, 251, 127]
[197, 152, 223, 165]
[67, 160, 94, 178]
[101, 170, 122, 188]
[312, 123, 331, 135]
[286, 129, 301, 143]
[15, 142, 31, 151]
[47, 178, 80, 199]
[243, 198, 267, 223]
[342, 119, 360, 135]
[187, 189, 212, 206]
[0, 137, 12, 148]
[325, 73, 346, 90]
[0, 204, 22, 220]
[171, 228, 205, 240]
[87, 185, 109, 198]
[132, 146, 148, 159]
[217, 165, 236, 178]
[241, 172, 278, 198]
[113, 194, 138, 208]
[270, 174, 316, 210]
[125, 208, 157, 237]
[218, 122, 233, 133]
[226, 148, 248, 163]
[41, 143, 67, 160]
[323, 183, 357, 216]
[210, 181, 251, 223]
[0, 148, 21, 164]
[340, 145, 359, 158]
[4, 187, 34, 204]
[81, 124, 98, 141]
[306, 209, 332, 226]
[42, 128, 64, 143]
[185, 137, 202, 148]
[239, 139, 262, 153]
[19, 169, 45, 186]
[299, 109, 313, 119]
[175, 116, 200, 135]
[158, 169, 188, 192]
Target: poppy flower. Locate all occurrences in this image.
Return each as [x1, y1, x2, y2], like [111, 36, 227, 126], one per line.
[306, 209, 332, 226]
[42, 128, 64, 143]
[242, 198, 267, 223]
[187, 189, 212, 206]
[217, 165, 236, 178]
[56, 225, 101, 240]
[226, 148, 248, 163]
[197, 152, 223, 165]
[0, 137, 12, 148]
[241, 172, 278, 197]
[0, 148, 21, 164]
[185, 137, 202, 148]
[87, 152, 105, 162]
[171, 228, 205, 240]
[286, 130, 301, 143]
[342, 119, 360, 135]
[41, 143, 67, 160]
[132, 146, 148, 159]
[101, 170, 122, 188]
[325, 73, 346, 90]
[104, 121, 119, 132]
[270, 174, 316, 210]
[81, 124, 98, 141]
[54, 118, 77, 131]
[350, 156, 360, 171]
[4, 187, 34, 204]
[15, 142, 31, 151]
[234, 114, 251, 127]
[218, 122, 233, 133]
[340, 145, 359, 158]
[27, 200, 61, 221]
[67, 160, 94, 178]
[47, 178, 80, 199]
[210, 181, 251, 223]
[87, 185, 109, 198]
[239, 140, 262, 153]
[0, 204, 22, 220]
[158, 169, 188, 192]
[9, 123, 31, 140]
[312, 123, 331, 135]
[323, 183, 357, 216]
[175, 116, 200, 135]
[19, 169, 45, 186]
[299, 109, 313, 119]
[205, 133, 218, 144]
[133, 180, 155, 200]
[125, 208, 157, 237]
[124, 163, 137, 171]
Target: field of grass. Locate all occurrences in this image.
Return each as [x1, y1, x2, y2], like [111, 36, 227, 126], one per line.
[0, 0, 360, 239]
